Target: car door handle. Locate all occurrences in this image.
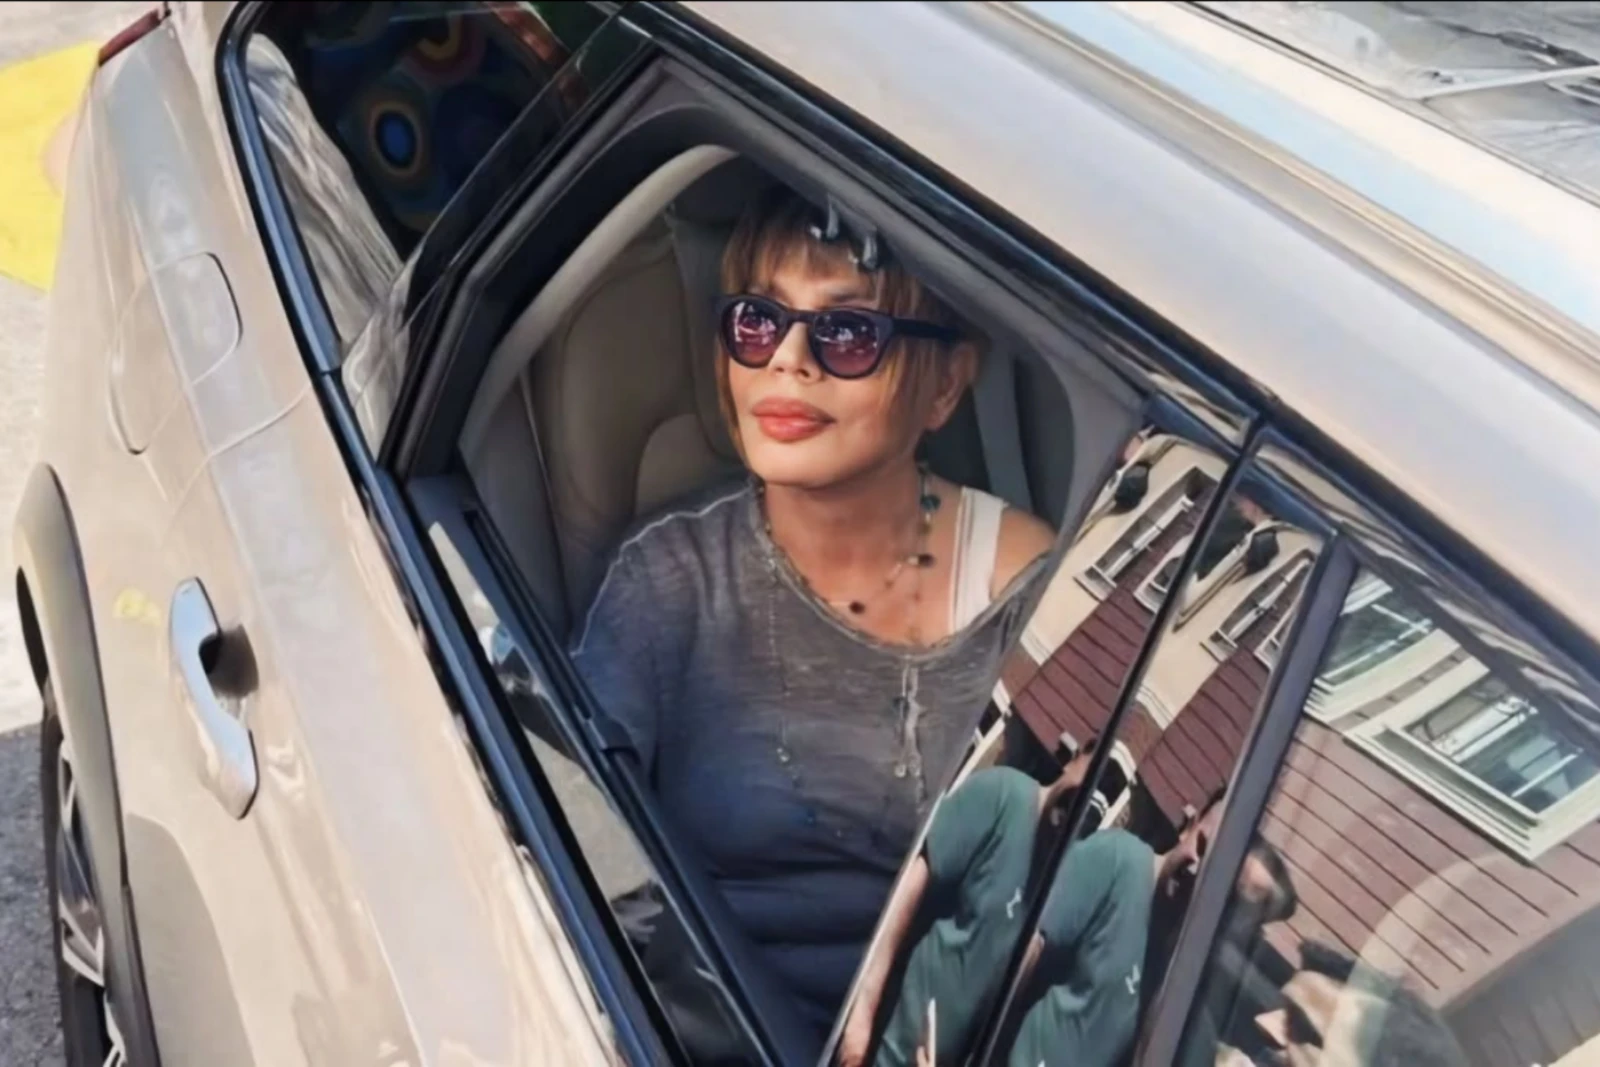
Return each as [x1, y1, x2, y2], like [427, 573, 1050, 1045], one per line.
[170, 579, 257, 818]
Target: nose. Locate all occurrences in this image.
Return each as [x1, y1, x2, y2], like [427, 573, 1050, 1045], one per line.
[765, 318, 823, 380]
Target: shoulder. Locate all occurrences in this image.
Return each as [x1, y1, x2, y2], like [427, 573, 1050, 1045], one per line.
[934, 767, 1036, 839]
[955, 765, 1040, 807]
[996, 506, 1055, 589]
[1098, 828, 1158, 876]
[1059, 829, 1153, 881]
[609, 479, 752, 571]
[583, 479, 751, 627]
[954, 486, 1054, 600]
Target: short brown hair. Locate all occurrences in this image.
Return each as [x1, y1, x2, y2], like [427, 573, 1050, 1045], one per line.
[714, 187, 977, 448]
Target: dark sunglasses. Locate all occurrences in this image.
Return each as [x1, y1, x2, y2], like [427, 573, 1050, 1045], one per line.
[715, 293, 961, 380]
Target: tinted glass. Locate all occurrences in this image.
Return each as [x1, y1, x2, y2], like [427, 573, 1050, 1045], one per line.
[971, 469, 1325, 1067]
[1177, 564, 1600, 1067]
[427, 519, 769, 1065]
[243, 1, 611, 350]
[826, 419, 1240, 1066]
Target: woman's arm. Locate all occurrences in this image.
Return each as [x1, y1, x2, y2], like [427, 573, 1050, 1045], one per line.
[570, 544, 666, 775]
[839, 854, 933, 1067]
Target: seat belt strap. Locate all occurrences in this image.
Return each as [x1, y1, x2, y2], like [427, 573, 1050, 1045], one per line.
[973, 352, 1033, 513]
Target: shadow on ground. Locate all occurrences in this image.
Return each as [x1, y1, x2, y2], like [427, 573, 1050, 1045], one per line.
[0, 725, 61, 1067]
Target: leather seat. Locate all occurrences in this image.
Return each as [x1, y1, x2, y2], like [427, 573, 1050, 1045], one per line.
[466, 216, 741, 637]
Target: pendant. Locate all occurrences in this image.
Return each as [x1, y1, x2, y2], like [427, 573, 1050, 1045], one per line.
[777, 746, 793, 765]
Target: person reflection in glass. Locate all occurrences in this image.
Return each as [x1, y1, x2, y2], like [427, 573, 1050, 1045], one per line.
[997, 790, 1231, 1067]
[843, 743, 1102, 1067]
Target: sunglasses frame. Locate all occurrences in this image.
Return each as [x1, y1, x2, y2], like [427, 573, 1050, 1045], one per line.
[715, 293, 961, 380]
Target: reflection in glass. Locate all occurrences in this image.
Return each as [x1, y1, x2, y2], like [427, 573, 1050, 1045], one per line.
[833, 426, 1249, 1067]
[245, 1, 616, 353]
[427, 524, 763, 1064]
[1405, 676, 1599, 814]
[1178, 563, 1600, 1067]
[1315, 576, 1435, 692]
[989, 472, 1323, 1067]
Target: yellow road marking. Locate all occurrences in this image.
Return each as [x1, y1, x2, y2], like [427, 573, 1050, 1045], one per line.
[0, 41, 98, 290]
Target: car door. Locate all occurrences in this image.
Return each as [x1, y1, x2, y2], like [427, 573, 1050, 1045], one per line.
[48, 8, 623, 1065]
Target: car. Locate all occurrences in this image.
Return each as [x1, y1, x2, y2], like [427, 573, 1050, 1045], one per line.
[13, 1, 1600, 1065]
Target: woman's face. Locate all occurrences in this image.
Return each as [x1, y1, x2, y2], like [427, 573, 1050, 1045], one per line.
[727, 253, 963, 491]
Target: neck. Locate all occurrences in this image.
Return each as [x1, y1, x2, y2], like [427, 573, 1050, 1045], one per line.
[763, 458, 923, 575]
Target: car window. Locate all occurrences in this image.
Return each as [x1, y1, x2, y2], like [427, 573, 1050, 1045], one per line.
[1176, 560, 1600, 1067]
[966, 465, 1327, 1067]
[426, 511, 772, 1064]
[826, 418, 1243, 1066]
[241, 1, 613, 351]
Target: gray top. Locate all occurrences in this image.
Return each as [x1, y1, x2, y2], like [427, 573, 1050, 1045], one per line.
[571, 480, 1038, 1038]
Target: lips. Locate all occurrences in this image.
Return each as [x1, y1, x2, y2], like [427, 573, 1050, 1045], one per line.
[750, 397, 833, 443]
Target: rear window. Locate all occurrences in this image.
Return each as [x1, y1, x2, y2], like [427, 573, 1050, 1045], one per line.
[242, 1, 610, 349]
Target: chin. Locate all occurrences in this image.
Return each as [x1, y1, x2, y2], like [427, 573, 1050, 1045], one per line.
[742, 441, 851, 490]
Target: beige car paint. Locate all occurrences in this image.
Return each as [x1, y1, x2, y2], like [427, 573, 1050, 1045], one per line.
[43, 9, 616, 1067]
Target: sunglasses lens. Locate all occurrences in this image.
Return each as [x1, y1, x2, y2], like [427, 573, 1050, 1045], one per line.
[811, 310, 885, 377]
[724, 298, 783, 367]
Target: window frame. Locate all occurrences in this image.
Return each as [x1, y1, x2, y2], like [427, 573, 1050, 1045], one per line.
[1135, 547, 1186, 612]
[1201, 546, 1315, 664]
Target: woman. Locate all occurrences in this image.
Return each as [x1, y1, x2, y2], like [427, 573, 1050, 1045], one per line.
[571, 187, 1055, 1044]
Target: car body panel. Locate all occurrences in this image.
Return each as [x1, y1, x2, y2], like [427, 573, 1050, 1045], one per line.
[31, 11, 617, 1067]
[682, 0, 1600, 652]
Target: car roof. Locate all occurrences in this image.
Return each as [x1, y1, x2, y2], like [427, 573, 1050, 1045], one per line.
[683, 0, 1600, 648]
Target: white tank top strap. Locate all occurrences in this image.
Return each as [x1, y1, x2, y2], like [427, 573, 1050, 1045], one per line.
[949, 486, 1007, 633]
